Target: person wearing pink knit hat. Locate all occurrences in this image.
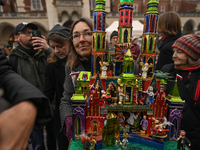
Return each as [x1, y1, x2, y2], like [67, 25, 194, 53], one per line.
[161, 34, 200, 150]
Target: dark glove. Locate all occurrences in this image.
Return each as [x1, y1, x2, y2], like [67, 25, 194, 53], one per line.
[65, 116, 73, 142]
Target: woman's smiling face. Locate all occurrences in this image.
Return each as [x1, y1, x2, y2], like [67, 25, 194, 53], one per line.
[72, 21, 92, 58]
[172, 48, 188, 66]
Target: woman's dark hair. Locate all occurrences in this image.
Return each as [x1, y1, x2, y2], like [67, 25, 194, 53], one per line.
[158, 11, 181, 37]
[47, 34, 69, 63]
[66, 17, 93, 71]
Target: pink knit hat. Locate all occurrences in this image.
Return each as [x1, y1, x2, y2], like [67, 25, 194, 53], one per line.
[172, 34, 200, 61]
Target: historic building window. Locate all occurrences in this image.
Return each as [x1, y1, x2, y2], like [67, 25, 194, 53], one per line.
[91, 0, 95, 10]
[174, 5, 178, 12]
[161, 5, 165, 13]
[32, 0, 42, 10]
[133, 4, 138, 12]
[0, 6, 3, 12]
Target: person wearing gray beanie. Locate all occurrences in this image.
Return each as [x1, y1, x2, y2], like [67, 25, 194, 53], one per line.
[43, 24, 71, 150]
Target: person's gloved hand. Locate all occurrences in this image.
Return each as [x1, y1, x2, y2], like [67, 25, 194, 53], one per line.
[65, 116, 73, 142]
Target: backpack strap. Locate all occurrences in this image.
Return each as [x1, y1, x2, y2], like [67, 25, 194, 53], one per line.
[7, 54, 18, 72]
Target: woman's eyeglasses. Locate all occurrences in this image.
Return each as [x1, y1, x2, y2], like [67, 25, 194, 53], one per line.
[71, 31, 92, 42]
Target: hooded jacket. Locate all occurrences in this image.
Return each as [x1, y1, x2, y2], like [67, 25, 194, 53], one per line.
[8, 42, 52, 91]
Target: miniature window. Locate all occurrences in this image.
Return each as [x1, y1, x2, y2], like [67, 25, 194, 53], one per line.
[121, 19, 123, 23]
[151, 16, 155, 31]
[96, 56, 101, 74]
[103, 15, 106, 30]
[97, 35, 100, 50]
[94, 15, 97, 29]
[93, 36, 95, 49]
[145, 17, 149, 31]
[149, 37, 153, 52]
[99, 15, 102, 29]
[144, 37, 147, 51]
[103, 36, 105, 49]
[125, 18, 128, 23]
[126, 11, 128, 16]
[124, 30, 128, 43]
[121, 11, 123, 16]
[147, 58, 153, 75]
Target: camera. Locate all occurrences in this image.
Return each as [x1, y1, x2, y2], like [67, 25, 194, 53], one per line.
[32, 30, 41, 38]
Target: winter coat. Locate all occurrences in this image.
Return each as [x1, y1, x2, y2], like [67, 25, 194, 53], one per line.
[0, 49, 52, 130]
[43, 60, 69, 149]
[161, 63, 200, 150]
[8, 43, 52, 91]
[156, 33, 182, 70]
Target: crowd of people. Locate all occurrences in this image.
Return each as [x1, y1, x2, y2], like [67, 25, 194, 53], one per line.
[0, 10, 200, 150]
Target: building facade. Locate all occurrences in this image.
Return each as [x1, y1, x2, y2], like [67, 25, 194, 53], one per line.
[0, 0, 199, 47]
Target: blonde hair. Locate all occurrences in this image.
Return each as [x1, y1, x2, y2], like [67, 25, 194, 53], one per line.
[158, 11, 181, 37]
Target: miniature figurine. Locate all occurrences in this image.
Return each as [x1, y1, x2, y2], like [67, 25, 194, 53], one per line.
[99, 61, 109, 76]
[177, 130, 191, 150]
[140, 62, 153, 79]
[118, 86, 124, 105]
[122, 132, 129, 149]
[127, 112, 137, 126]
[143, 86, 154, 105]
[155, 85, 165, 100]
[125, 92, 130, 102]
[117, 112, 125, 126]
[133, 88, 138, 104]
[151, 117, 170, 139]
[106, 82, 114, 96]
[140, 115, 148, 134]
[115, 133, 122, 150]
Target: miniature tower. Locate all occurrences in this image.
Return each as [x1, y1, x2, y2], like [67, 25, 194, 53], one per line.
[139, 0, 159, 76]
[92, 0, 107, 77]
[114, 0, 136, 77]
[71, 78, 87, 139]
[165, 79, 184, 140]
[118, 48, 137, 105]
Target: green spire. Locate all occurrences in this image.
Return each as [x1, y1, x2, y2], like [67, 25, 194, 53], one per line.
[146, 0, 159, 14]
[120, 0, 133, 2]
[94, 0, 106, 12]
[165, 79, 184, 102]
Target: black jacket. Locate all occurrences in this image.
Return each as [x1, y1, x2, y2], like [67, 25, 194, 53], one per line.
[161, 64, 200, 150]
[0, 50, 52, 130]
[43, 60, 69, 149]
[156, 33, 182, 70]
